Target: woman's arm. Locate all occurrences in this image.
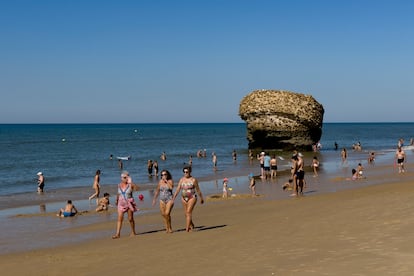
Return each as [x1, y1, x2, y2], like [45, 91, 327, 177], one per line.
[152, 182, 161, 206]
[172, 179, 182, 200]
[193, 178, 204, 204]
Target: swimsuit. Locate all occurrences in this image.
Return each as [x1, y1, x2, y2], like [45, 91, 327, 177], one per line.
[159, 185, 173, 204]
[296, 170, 305, 180]
[63, 211, 76, 217]
[180, 181, 196, 202]
[117, 184, 138, 212]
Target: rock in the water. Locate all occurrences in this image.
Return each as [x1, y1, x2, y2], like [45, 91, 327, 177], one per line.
[239, 90, 324, 150]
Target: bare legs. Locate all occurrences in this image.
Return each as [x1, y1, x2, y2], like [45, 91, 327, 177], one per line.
[88, 190, 99, 205]
[159, 200, 174, 233]
[182, 197, 197, 232]
[112, 209, 137, 239]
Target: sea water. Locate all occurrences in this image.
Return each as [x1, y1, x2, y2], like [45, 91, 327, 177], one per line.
[1, 123, 413, 198]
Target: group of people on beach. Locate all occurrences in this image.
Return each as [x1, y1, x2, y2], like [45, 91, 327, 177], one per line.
[257, 151, 278, 180]
[112, 165, 204, 238]
[56, 165, 205, 238]
[48, 139, 412, 238]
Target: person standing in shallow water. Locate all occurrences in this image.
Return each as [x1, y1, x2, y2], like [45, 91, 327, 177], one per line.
[173, 165, 204, 232]
[147, 160, 154, 176]
[212, 152, 217, 171]
[395, 146, 406, 173]
[341, 148, 347, 165]
[37, 172, 44, 193]
[152, 170, 174, 233]
[112, 171, 139, 239]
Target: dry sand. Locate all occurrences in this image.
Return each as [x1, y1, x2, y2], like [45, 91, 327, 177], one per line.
[2, 174, 414, 276]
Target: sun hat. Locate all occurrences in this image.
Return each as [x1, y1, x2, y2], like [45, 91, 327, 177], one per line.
[37, 172, 43, 175]
[260, 152, 265, 155]
[223, 178, 228, 182]
[298, 153, 303, 157]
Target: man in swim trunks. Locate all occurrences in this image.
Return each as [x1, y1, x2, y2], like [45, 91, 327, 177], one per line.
[270, 155, 278, 179]
[263, 152, 271, 179]
[395, 147, 406, 173]
[296, 153, 306, 195]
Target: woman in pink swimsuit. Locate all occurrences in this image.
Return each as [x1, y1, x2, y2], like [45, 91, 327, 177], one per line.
[173, 165, 204, 232]
[112, 171, 139, 239]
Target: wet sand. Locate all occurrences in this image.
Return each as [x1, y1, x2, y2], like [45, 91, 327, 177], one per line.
[2, 158, 414, 275]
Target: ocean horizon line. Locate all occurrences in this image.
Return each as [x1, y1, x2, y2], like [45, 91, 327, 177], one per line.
[1, 121, 414, 125]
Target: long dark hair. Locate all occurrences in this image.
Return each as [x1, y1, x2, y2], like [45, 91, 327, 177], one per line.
[161, 170, 172, 180]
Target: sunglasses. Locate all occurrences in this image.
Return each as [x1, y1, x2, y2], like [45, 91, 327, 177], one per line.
[161, 173, 168, 176]
[183, 170, 189, 173]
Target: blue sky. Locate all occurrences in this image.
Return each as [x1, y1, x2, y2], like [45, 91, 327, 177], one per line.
[1, 0, 414, 123]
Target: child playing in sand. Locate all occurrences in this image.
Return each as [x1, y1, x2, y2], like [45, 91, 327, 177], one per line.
[248, 173, 256, 196]
[222, 178, 228, 198]
[57, 200, 78, 217]
[282, 179, 294, 191]
[96, 192, 111, 212]
[346, 169, 359, 181]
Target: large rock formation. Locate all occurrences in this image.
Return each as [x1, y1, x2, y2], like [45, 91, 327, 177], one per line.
[239, 90, 324, 151]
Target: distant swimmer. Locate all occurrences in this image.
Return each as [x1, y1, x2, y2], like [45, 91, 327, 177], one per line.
[232, 150, 237, 162]
[37, 172, 44, 193]
[160, 151, 167, 161]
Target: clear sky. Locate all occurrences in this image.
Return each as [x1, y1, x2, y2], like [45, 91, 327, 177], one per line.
[1, 0, 414, 123]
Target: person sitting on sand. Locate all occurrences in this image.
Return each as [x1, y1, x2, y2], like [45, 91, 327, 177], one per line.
[346, 169, 359, 181]
[357, 163, 364, 179]
[57, 200, 78, 217]
[96, 192, 111, 212]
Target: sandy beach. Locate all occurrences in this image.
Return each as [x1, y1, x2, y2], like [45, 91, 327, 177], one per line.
[2, 160, 414, 275]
